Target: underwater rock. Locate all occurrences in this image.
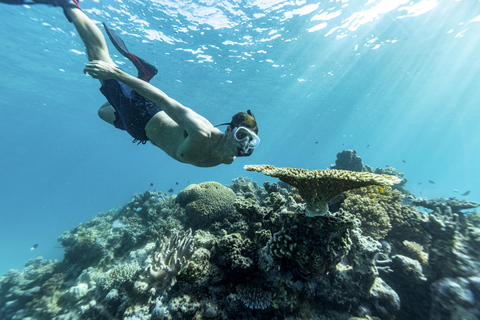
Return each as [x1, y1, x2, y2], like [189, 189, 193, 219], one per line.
[430, 277, 480, 320]
[176, 181, 236, 228]
[64, 283, 89, 302]
[331, 149, 366, 172]
[368, 277, 401, 319]
[391, 255, 427, 283]
[245, 164, 401, 217]
[202, 300, 219, 318]
[380, 255, 429, 320]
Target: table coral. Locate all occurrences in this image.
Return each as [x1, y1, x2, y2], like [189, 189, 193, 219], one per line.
[245, 164, 401, 217]
[412, 197, 480, 214]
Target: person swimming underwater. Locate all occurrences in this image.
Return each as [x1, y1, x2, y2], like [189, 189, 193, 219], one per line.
[0, 0, 260, 167]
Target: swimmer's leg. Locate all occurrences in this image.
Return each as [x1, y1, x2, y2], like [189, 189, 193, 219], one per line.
[0, 0, 114, 64]
[64, 7, 114, 64]
[98, 102, 115, 125]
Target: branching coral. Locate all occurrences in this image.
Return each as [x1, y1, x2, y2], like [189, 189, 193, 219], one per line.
[140, 229, 196, 291]
[245, 165, 401, 217]
[403, 240, 429, 265]
[341, 191, 392, 240]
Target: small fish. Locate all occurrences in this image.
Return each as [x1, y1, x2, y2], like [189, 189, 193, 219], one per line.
[175, 182, 179, 185]
[402, 160, 406, 163]
[366, 144, 370, 148]
[418, 182, 422, 185]
[462, 190, 471, 196]
[314, 141, 319, 144]
[168, 188, 174, 193]
[428, 180, 435, 184]
[453, 189, 459, 193]
[30, 244, 39, 251]
[150, 183, 154, 187]
[378, 186, 384, 193]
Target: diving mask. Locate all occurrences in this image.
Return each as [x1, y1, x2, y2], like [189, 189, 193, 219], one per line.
[233, 126, 260, 154]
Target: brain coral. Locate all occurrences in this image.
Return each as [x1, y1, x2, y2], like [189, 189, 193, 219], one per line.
[176, 181, 237, 228]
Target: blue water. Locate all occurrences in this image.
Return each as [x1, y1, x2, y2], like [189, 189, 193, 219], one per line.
[0, 0, 479, 275]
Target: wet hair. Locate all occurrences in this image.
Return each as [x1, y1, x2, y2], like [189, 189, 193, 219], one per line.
[228, 110, 258, 134]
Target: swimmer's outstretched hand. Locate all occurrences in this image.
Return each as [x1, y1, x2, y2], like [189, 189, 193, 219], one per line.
[84, 60, 119, 80]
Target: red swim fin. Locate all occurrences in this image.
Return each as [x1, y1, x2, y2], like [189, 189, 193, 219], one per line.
[103, 23, 158, 82]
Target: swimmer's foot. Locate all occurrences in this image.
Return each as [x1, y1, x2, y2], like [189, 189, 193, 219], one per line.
[0, 0, 81, 22]
[103, 23, 158, 82]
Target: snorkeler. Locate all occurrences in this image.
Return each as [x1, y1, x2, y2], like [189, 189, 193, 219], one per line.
[0, 0, 260, 167]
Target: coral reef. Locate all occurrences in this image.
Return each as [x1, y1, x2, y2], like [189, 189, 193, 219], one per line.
[1, 151, 479, 320]
[245, 164, 401, 216]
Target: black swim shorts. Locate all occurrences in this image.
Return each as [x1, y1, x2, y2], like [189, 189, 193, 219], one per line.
[100, 79, 163, 143]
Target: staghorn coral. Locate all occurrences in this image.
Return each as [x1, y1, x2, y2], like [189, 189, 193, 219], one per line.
[139, 229, 196, 292]
[245, 164, 401, 217]
[430, 277, 480, 320]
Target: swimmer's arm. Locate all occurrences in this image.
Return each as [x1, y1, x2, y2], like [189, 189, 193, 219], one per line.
[84, 60, 213, 136]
